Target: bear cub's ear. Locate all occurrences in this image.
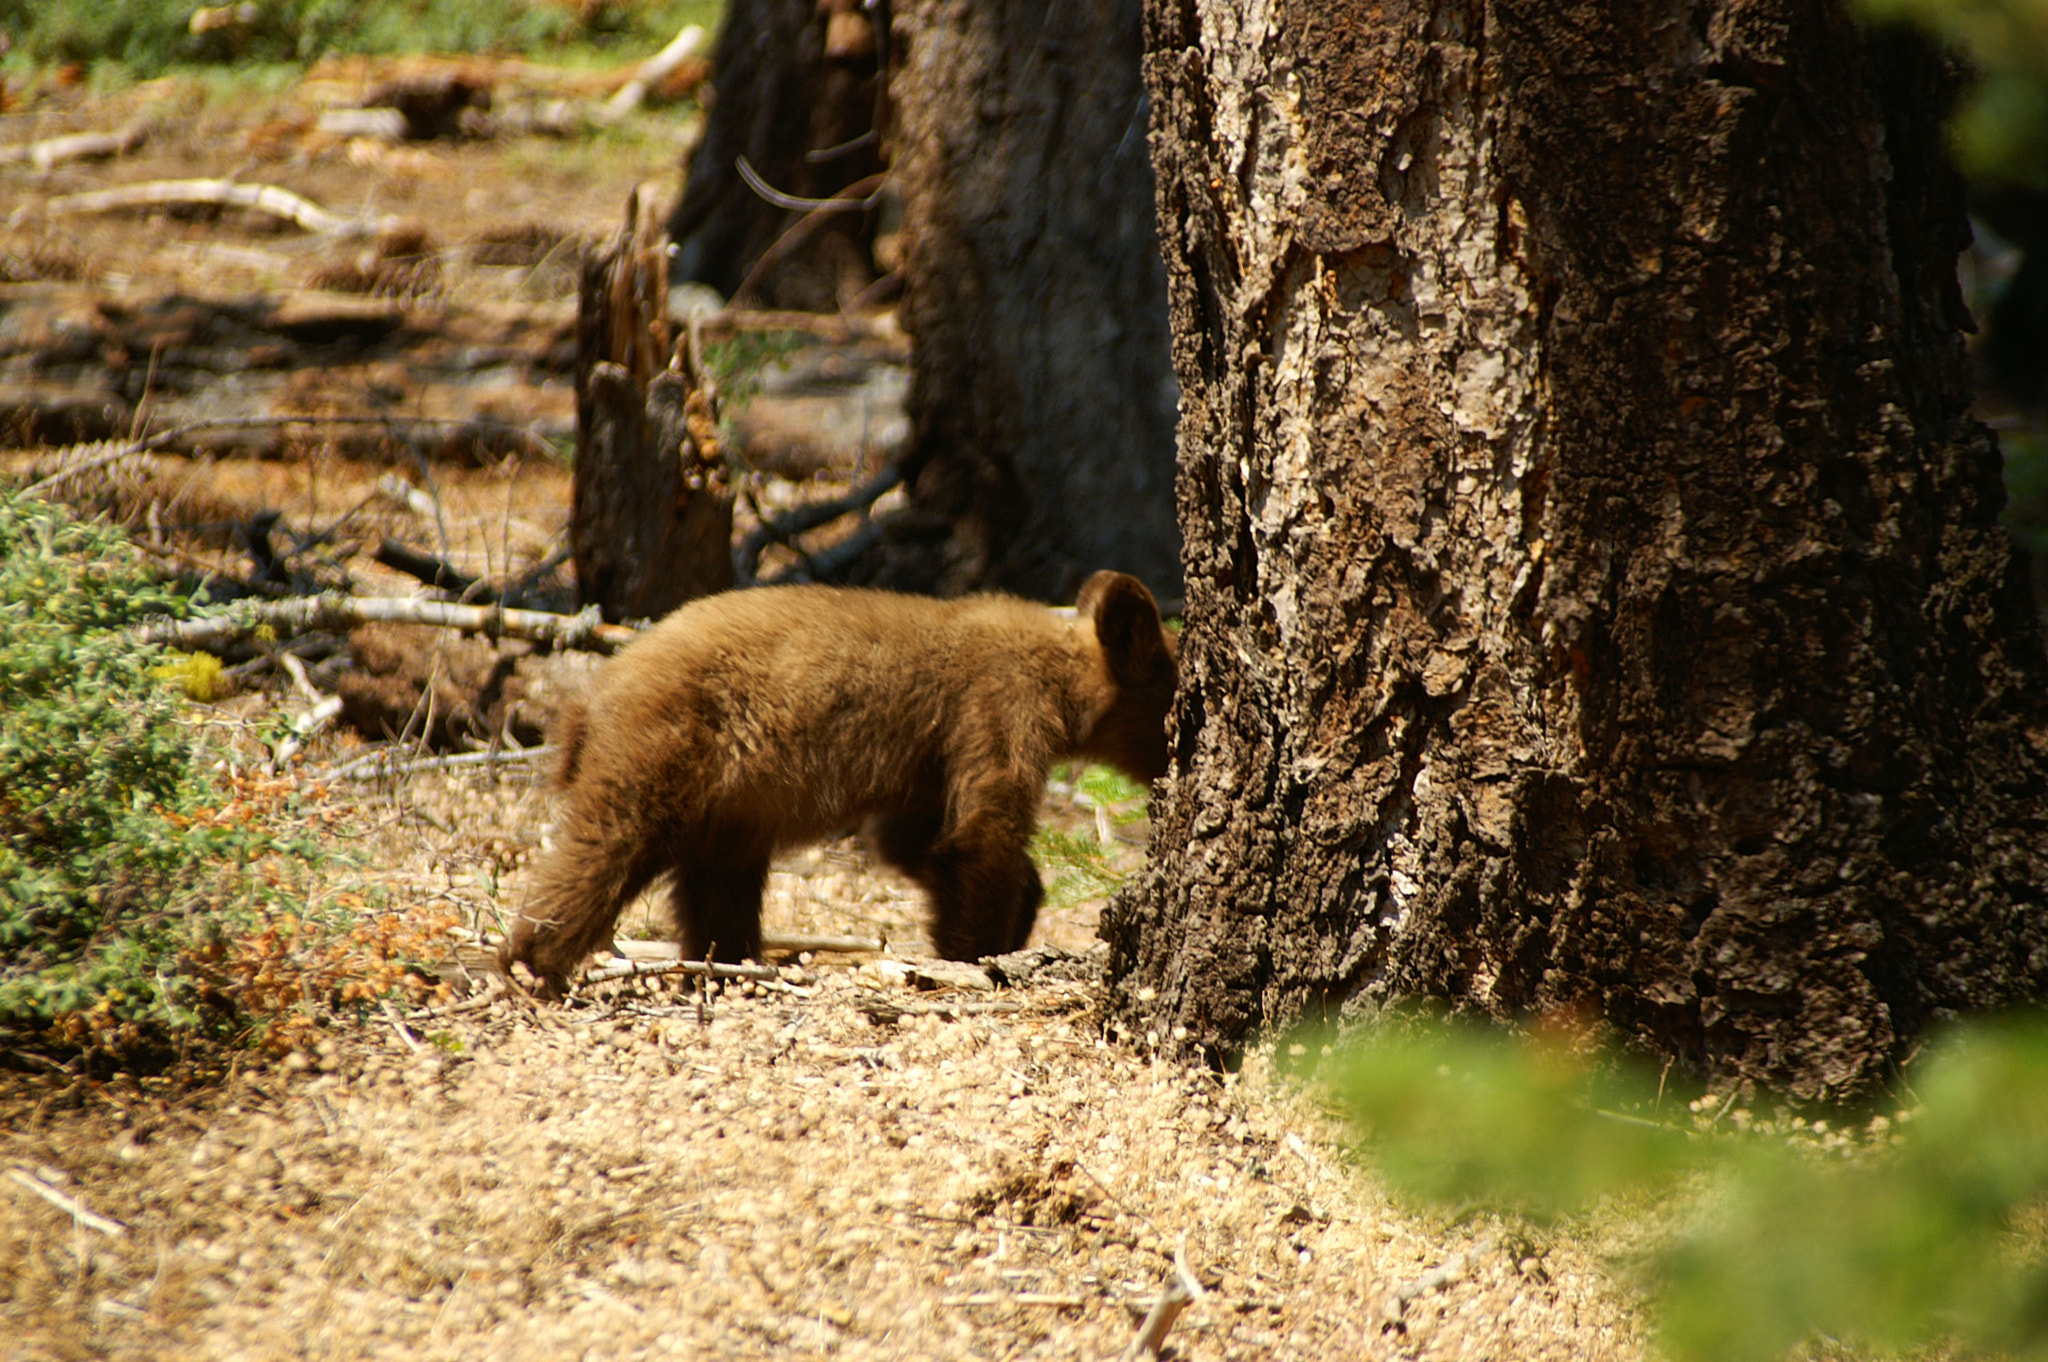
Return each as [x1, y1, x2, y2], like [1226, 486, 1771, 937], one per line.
[1077, 571, 1171, 686]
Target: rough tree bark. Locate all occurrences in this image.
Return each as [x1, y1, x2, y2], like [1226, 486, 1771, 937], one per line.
[574, 193, 732, 623]
[666, 0, 885, 311]
[1104, 0, 2048, 1100]
[859, 0, 1181, 602]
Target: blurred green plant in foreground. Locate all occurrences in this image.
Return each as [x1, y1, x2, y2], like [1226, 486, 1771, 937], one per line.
[1859, 0, 2048, 187]
[1321, 1015, 2048, 1362]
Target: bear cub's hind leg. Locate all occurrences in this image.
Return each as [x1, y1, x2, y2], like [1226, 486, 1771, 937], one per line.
[667, 847, 771, 964]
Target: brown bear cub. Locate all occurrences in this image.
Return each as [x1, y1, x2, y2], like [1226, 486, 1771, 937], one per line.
[499, 570, 1177, 997]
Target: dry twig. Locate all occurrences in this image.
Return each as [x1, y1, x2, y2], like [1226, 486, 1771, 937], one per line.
[329, 745, 555, 783]
[1386, 1238, 1495, 1322]
[586, 956, 795, 985]
[736, 461, 904, 583]
[380, 1000, 425, 1055]
[1120, 1240, 1207, 1360]
[5, 1169, 127, 1238]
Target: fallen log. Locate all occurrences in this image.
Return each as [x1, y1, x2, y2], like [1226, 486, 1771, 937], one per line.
[137, 594, 637, 655]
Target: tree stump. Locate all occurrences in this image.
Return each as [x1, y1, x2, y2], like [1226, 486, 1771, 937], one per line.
[573, 191, 733, 624]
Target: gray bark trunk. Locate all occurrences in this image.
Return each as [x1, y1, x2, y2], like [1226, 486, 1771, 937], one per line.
[667, 0, 886, 311]
[1105, 0, 2048, 1101]
[854, 0, 1181, 603]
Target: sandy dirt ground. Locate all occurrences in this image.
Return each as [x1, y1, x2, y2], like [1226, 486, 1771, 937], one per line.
[2, 62, 1646, 1362]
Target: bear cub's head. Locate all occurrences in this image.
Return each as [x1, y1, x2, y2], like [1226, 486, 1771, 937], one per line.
[1074, 570, 1180, 784]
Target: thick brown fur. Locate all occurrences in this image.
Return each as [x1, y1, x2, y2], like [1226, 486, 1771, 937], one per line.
[499, 570, 1177, 996]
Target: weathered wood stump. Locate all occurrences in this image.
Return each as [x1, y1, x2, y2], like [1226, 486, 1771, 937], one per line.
[572, 190, 733, 623]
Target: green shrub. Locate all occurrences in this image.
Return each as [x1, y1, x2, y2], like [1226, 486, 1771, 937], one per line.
[0, 492, 314, 1060]
[1320, 1015, 2048, 1362]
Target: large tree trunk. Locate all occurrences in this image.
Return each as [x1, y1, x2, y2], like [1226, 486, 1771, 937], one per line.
[666, 0, 886, 311]
[851, 0, 1181, 603]
[1104, 0, 2048, 1101]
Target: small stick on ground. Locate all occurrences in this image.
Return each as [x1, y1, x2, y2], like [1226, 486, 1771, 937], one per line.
[1120, 1240, 1207, 1360]
[380, 1000, 425, 1055]
[330, 746, 556, 783]
[1385, 1238, 1495, 1322]
[587, 955, 790, 985]
[5, 1169, 127, 1238]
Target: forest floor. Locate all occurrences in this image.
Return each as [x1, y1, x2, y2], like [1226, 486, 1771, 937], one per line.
[1, 65, 1644, 1360]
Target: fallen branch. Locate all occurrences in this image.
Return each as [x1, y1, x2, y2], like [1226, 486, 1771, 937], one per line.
[330, 745, 555, 782]
[137, 594, 636, 655]
[5, 1169, 127, 1238]
[736, 461, 903, 582]
[765, 519, 886, 586]
[600, 22, 708, 121]
[0, 121, 149, 171]
[585, 955, 797, 985]
[374, 539, 479, 596]
[46, 178, 395, 236]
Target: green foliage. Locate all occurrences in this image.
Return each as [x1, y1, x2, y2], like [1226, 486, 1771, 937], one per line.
[1322, 1015, 2048, 1362]
[1858, 0, 2048, 186]
[1074, 764, 1150, 810]
[1319, 1021, 1700, 1223]
[0, 0, 723, 79]
[0, 492, 309, 1057]
[1029, 765, 1151, 911]
[1029, 827, 1127, 911]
